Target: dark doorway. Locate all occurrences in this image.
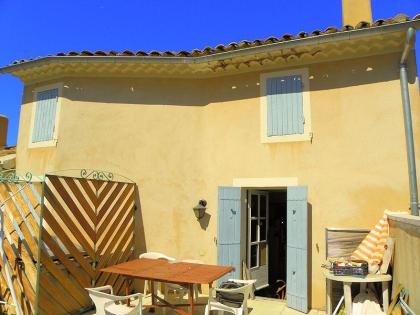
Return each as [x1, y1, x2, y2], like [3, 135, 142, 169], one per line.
[255, 190, 287, 299]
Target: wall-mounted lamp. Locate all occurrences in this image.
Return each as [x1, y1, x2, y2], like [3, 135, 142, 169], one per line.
[193, 200, 207, 220]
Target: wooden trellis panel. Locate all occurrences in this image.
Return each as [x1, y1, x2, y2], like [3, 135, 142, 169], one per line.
[0, 181, 43, 315]
[39, 175, 136, 314]
[0, 173, 136, 315]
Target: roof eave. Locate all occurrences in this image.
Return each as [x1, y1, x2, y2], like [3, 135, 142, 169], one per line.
[1, 19, 419, 75]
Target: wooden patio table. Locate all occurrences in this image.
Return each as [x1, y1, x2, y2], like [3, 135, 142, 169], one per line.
[101, 258, 234, 315]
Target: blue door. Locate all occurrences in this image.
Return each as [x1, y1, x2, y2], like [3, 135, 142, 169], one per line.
[217, 186, 241, 283]
[286, 186, 309, 313]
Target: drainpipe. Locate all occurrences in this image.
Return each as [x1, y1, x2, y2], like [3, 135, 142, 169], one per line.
[399, 27, 419, 216]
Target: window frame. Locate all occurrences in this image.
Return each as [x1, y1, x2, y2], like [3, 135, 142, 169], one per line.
[260, 68, 312, 143]
[28, 83, 63, 148]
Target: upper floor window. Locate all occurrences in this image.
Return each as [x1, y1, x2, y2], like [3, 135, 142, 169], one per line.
[29, 85, 61, 147]
[260, 69, 312, 143]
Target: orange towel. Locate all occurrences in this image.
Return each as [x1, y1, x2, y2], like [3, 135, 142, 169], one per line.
[351, 213, 389, 264]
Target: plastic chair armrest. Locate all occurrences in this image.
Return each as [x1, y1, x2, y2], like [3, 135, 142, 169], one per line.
[86, 285, 114, 295]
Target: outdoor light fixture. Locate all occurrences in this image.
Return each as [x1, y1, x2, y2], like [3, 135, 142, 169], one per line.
[193, 200, 207, 220]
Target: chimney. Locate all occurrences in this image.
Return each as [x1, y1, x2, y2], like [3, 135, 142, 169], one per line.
[342, 0, 372, 26]
[0, 115, 8, 147]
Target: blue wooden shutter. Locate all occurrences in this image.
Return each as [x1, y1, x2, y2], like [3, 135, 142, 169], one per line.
[287, 186, 309, 313]
[32, 88, 59, 143]
[217, 186, 241, 283]
[267, 75, 304, 136]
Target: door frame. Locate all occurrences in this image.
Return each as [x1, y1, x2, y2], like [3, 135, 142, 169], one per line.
[247, 190, 269, 290]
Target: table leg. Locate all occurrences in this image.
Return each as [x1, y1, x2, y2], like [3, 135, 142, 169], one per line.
[189, 284, 194, 315]
[360, 283, 366, 294]
[326, 279, 332, 315]
[126, 278, 131, 307]
[150, 281, 156, 313]
[343, 282, 352, 315]
[382, 281, 389, 313]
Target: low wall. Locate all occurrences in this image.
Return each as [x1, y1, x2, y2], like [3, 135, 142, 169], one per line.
[388, 212, 420, 314]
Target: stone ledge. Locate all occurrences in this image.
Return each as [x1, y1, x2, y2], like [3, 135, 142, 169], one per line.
[386, 210, 420, 227]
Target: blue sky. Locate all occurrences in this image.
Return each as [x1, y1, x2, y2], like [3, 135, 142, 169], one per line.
[0, 0, 419, 145]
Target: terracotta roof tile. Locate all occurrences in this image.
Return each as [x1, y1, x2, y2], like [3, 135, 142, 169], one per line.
[8, 14, 419, 66]
[135, 51, 148, 56]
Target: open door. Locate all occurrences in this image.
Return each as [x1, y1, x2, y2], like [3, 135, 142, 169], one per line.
[247, 190, 269, 290]
[286, 186, 309, 313]
[217, 186, 241, 283]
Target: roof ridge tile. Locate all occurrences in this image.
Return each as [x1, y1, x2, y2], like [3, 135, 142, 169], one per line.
[5, 13, 418, 66]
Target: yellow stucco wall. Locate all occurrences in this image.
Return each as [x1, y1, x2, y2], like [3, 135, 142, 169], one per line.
[15, 51, 420, 309]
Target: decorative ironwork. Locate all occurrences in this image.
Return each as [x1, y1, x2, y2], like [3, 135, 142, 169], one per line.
[0, 170, 33, 183]
[45, 169, 134, 183]
[80, 169, 114, 181]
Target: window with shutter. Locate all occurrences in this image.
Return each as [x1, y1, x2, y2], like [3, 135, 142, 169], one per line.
[260, 69, 312, 143]
[30, 86, 61, 147]
[267, 75, 304, 136]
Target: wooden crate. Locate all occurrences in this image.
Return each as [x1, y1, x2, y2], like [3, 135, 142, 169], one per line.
[325, 228, 370, 311]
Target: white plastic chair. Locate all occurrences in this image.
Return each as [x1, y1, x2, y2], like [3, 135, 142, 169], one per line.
[205, 279, 256, 315]
[86, 285, 143, 315]
[163, 259, 203, 302]
[160, 259, 204, 315]
[138, 252, 175, 296]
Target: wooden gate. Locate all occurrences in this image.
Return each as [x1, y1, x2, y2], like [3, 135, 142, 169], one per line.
[0, 170, 137, 315]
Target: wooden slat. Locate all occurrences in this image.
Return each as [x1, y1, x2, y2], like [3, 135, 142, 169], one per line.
[96, 182, 127, 223]
[42, 205, 95, 278]
[96, 233, 133, 287]
[44, 187, 95, 258]
[0, 189, 39, 260]
[47, 176, 95, 240]
[4, 251, 32, 315]
[98, 181, 114, 203]
[64, 179, 96, 224]
[39, 250, 90, 306]
[97, 215, 134, 269]
[0, 267, 13, 314]
[96, 194, 134, 252]
[101, 229, 134, 274]
[78, 179, 98, 209]
[6, 185, 39, 240]
[98, 222, 134, 269]
[97, 185, 133, 237]
[92, 179, 102, 193]
[38, 272, 79, 314]
[41, 229, 91, 287]
[113, 275, 127, 295]
[3, 240, 36, 305]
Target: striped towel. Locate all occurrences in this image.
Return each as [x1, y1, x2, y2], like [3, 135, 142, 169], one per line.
[351, 213, 389, 264]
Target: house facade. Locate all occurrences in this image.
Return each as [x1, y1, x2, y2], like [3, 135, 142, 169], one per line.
[1, 3, 420, 312]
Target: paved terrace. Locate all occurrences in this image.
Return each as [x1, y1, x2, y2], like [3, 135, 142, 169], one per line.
[83, 294, 326, 315]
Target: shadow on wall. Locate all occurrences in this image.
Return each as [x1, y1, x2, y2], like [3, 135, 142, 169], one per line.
[133, 187, 147, 292]
[134, 187, 147, 256]
[22, 52, 416, 108]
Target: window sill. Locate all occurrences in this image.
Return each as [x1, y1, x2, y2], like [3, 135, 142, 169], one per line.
[28, 139, 58, 149]
[261, 132, 312, 144]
